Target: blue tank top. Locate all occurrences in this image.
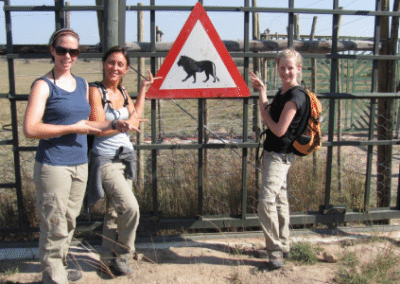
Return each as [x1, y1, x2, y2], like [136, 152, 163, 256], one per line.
[35, 76, 91, 166]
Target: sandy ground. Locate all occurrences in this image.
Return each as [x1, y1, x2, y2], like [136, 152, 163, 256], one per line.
[2, 227, 400, 284]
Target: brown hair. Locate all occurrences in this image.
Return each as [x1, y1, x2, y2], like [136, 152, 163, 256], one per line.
[102, 46, 130, 66]
[102, 46, 130, 85]
[49, 28, 80, 47]
[49, 28, 80, 61]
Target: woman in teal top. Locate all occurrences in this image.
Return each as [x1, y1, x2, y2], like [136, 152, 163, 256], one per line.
[23, 29, 132, 284]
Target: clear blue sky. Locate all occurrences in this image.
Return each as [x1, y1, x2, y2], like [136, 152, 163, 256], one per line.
[0, 0, 389, 45]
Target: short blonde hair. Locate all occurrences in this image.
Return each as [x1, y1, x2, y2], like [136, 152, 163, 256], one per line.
[275, 48, 303, 68]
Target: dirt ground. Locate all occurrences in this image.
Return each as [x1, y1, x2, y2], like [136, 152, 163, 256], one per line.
[2, 227, 400, 284]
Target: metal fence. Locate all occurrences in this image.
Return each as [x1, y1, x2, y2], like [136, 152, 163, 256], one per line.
[2, 0, 400, 238]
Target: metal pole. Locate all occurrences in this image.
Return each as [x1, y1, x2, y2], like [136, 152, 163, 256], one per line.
[137, 2, 145, 192]
[5, 0, 25, 228]
[104, 0, 119, 52]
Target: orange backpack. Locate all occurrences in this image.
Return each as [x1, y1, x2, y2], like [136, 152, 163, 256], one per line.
[292, 89, 322, 156]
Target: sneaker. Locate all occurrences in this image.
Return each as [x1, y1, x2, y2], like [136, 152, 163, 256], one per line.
[269, 259, 284, 270]
[67, 269, 82, 282]
[112, 254, 133, 276]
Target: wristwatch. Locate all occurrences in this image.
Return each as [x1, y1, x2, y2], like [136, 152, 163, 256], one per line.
[111, 119, 118, 130]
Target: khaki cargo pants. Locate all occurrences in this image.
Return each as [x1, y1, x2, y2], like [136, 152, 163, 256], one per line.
[34, 162, 87, 284]
[100, 161, 140, 264]
[257, 151, 294, 260]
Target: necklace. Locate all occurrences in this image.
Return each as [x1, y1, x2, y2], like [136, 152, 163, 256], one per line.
[51, 69, 56, 85]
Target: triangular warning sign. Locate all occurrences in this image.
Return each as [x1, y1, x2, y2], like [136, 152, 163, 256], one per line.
[146, 2, 250, 99]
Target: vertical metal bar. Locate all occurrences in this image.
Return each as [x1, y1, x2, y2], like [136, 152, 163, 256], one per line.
[288, 0, 294, 47]
[368, 0, 382, 210]
[198, 99, 204, 216]
[150, 0, 158, 216]
[324, 0, 339, 209]
[54, 0, 65, 29]
[4, 0, 25, 228]
[241, 0, 250, 220]
[118, 0, 126, 47]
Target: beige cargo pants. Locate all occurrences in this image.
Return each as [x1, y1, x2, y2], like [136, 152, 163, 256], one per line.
[34, 162, 87, 284]
[257, 151, 294, 260]
[99, 161, 140, 264]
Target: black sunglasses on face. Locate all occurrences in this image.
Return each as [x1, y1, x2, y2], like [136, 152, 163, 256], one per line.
[55, 46, 80, 57]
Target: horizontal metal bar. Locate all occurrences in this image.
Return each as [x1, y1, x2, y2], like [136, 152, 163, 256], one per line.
[2, 208, 400, 236]
[5, 4, 400, 17]
[0, 183, 16, 189]
[0, 140, 13, 145]
[323, 140, 400, 147]
[4, 5, 102, 12]
[5, 92, 400, 102]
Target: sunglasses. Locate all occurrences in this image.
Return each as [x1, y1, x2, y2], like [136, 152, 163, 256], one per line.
[54, 46, 80, 57]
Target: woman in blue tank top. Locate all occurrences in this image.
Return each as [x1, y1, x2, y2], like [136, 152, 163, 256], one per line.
[23, 29, 133, 284]
[87, 46, 160, 275]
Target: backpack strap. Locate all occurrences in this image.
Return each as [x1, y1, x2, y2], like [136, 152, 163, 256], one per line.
[89, 81, 129, 109]
[118, 85, 129, 107]
[89, 81, 110, 108]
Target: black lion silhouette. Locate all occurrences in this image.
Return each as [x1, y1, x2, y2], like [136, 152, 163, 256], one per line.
[177, 55, 220, 83]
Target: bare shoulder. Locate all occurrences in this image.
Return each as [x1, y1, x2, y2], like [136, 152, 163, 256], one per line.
[30, 78, 50, 100]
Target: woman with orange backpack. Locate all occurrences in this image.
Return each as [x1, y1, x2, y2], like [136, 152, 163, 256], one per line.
[250, 48, 309, 270]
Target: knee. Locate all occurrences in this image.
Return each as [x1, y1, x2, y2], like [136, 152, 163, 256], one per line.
[117, 201, 139, 218]
[258, 200, 277, 215]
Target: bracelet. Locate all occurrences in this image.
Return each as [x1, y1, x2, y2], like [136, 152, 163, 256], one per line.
[111, 119, 118, 130]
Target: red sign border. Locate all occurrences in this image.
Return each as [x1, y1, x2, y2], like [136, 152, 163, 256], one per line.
[146, 2, 250, 99]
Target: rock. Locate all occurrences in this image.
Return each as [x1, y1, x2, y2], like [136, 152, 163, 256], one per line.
[323, 251, 338, 263]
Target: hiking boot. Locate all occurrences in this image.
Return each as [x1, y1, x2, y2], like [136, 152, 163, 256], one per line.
[67, 269, 82, 282]
[255, 248, 269, 259]
[112, 254, 133, 276]
[269, 258, 284, 270]
[283, 251, 290, 259]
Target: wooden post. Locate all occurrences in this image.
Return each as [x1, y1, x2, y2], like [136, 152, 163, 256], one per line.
[294, 14, 300, 40]
[136, 3, 145, 191]
[96, 0, 104, 45]
[65, 2, 70, 28]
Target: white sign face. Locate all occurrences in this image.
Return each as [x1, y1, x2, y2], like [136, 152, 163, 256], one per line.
[160, 21, 237, 90]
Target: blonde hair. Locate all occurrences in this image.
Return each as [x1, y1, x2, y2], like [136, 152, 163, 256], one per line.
[276, 48, 303, 82]
[276, 48, 303, 67]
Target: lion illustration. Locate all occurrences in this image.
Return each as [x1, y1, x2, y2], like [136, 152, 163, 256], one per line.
[177, 55, 220, 83]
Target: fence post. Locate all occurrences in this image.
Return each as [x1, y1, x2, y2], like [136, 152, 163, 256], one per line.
[136, 3, 145, 192]
[252, 0, 261, 189]
[310, 16, 318, 175]
[156, 26, 163, 142]
[65, 2, 70, 28]
[377, 0, 393, 208]
[104, 0, 119, 52]
[96, 0, 104, 45]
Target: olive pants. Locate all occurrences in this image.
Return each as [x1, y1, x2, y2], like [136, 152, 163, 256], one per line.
[100, 161, 140, 264]
[34, 162, 87, 284]
[257, 151, 294, 260]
